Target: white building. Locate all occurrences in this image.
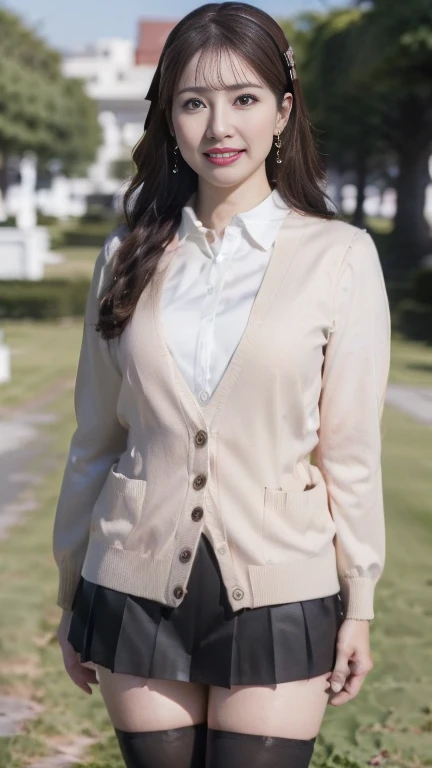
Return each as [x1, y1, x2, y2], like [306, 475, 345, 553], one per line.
[62, 38, 155, 194]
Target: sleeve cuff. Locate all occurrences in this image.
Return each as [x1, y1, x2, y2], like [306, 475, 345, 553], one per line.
[339, 576, 376, 620]
[56, 560, 83, 612]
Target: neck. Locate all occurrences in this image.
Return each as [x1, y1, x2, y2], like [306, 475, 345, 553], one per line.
[194, 171, 273, 236]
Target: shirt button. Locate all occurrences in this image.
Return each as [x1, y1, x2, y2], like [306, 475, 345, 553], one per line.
[199, 390, 209, 403]
[193, 474, 207, 490]
[173, 586, 184, 599]
[191, 506, 203, 521]
[195, 429, 208, 447]
[207, 285, 214, 294]
[179, 548, 192, 563]
[232, 587, 244, 601]
[218, 545, 226, 555]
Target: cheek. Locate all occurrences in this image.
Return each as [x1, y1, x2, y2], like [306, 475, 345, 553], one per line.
[243, 116, 276, 152]
[173, 115, 200, 148]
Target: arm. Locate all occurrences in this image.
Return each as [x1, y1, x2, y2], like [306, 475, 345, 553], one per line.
[312, 229, 391, 621]
[53, 229, 128, 611]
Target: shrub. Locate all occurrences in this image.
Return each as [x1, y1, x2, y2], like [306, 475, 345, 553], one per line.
[62, 218, 120, 247]
[395, 299, 432, 344]
[411, 268, 432, 307]
[37, 213, 62, 226]
[0, 278, 90, 319]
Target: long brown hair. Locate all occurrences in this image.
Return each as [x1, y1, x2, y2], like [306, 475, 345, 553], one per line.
[97, 1, 336, 342]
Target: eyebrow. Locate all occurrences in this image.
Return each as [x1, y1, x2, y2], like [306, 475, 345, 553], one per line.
[177, 82, 264, 96]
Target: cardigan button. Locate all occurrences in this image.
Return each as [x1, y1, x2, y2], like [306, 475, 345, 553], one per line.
[191, 506, 203, 521]
[232, 588, 244, 601]
[173, 586, 184, 599]
[193, 474, 207, 490]
[195, 429, 208, 447]
[179, 548, 192, 563]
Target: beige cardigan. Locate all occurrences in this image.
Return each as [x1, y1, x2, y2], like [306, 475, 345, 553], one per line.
[52, 210, 391, 619]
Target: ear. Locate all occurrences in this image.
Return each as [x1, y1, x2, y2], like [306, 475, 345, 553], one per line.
[166, 113, 175, 138]
[275, 92, 293, 134]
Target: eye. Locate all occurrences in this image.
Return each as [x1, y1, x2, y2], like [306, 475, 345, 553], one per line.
[236, 93, 258, 107]
[182, 93, 259, 110]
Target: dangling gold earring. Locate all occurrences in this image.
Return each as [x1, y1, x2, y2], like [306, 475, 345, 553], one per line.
[274, 128, 282, 164]
[172, 141, 179, 174]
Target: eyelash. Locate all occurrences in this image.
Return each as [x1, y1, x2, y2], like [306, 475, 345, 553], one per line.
[182, 93, 259, 110]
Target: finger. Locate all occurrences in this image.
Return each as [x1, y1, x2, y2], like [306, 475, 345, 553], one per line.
[63, 646, 98, 683]
[76, 660, 98, 681]
[81, 660, 97, 671]
[326, 671, 367, 706]
[65, 658, 98, 694]
[328, 689, 353, 707]
[68, 669, 93, 695]
[330, 649, 351, 692]
[80, 666, 99, 684]
[71, 673, 94, 694]
[343, 671, 366, 698]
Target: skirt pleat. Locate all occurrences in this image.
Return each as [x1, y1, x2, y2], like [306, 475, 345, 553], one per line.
[68, 533, 344, 689]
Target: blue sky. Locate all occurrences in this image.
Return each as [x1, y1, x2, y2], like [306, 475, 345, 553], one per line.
[1, 0, 346, 51]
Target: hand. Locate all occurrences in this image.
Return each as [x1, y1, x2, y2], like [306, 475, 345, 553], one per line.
[56, 610, 99, 695]
[326, 618, 374, 706]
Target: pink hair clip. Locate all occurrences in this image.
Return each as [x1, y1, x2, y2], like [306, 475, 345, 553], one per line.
[283, 45, 297, 81]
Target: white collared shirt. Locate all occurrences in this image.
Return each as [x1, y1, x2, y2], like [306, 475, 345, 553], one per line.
[161, 188, 291, 403]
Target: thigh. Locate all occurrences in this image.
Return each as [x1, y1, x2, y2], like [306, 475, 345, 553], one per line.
[96, 665, 209, 732]
[207, 671, 331, 740]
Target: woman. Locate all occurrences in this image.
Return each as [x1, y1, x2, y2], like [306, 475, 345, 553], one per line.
[54, 3, 391, 767]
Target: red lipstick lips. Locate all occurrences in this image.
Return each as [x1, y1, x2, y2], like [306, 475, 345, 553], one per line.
[203, 148, 246, 166]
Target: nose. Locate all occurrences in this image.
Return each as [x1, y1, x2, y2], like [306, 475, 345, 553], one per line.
[204, 102, 235, 140]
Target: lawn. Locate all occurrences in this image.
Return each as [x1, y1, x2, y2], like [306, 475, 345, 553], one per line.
[0, 314, 431, 766]
[44, 246, 99, 281]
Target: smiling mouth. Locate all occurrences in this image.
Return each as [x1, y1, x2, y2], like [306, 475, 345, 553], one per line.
[204, 150, 246, 157]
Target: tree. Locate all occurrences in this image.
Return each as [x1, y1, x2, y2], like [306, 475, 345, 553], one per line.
[0, 9, 101, 193]
[352, 0, 432, 269]
[288, 1, 432, 271]
[284, 8, 390, 229]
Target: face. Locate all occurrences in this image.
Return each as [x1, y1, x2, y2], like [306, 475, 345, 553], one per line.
[170, 49, 292, 189]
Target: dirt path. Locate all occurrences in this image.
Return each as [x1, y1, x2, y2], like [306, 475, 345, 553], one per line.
[0, 377, 73, 540]
[386, 383, 432, 427]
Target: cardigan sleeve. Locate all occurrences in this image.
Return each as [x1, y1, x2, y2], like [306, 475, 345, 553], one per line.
[52, 228, 128, 611]
[312, 229, 391, 621]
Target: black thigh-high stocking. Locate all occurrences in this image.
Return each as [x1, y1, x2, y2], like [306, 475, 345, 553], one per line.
[205, 728, 316, 768]
[115, 723, 207, 768]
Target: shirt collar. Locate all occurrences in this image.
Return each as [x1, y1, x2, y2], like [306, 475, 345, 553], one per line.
[177, 188, 291, 253]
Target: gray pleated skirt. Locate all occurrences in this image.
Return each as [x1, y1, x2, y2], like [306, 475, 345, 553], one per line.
[68, 533, 345, 689]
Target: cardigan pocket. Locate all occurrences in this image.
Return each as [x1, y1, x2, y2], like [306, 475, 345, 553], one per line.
[261, 471, 336, 564]
[89, 461, 148, 549]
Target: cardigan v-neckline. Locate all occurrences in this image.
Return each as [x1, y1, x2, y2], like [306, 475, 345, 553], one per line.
[150, 209, 306, 430]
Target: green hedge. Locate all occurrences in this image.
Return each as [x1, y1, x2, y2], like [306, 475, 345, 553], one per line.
[0, 278, 91, 319]
[0, 216, 16, 227]
[0, 215, 121, 249]
[412, 268, 432, 307]
[61, 218, 121, 247]
[395, 299, 432, 344]
[391, 267, 432, 344]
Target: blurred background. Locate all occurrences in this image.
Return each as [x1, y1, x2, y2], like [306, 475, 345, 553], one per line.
[0, 1, 431, 766]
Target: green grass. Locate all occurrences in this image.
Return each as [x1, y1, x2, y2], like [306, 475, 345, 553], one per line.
[44, 246, 99, 280]
[0, 320, 83, 411]
[0, 316, 431, 766]
[365, 215, 394, 235]
[389, 333, 432, 387]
